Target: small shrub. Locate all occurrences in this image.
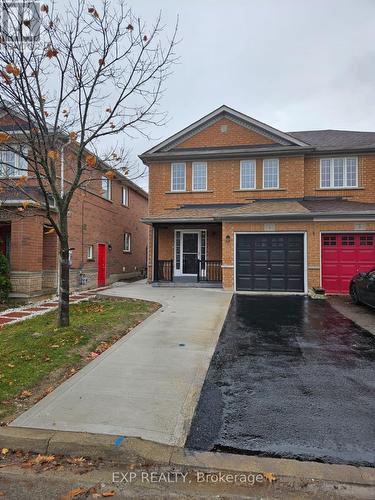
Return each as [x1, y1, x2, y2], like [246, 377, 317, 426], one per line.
[0, 275, 11, 301]
[0, 253, 9, 275]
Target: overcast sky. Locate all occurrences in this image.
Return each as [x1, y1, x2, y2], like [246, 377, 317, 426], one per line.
[105, 0, 375, 189]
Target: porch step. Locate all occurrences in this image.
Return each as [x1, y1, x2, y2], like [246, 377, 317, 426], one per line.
[152, 282, 222, 288]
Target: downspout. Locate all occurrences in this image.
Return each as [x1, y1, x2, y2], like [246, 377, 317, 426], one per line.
[56, 138, 71, 293]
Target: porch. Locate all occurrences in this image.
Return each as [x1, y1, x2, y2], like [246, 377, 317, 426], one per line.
[151, 223, 223, 287]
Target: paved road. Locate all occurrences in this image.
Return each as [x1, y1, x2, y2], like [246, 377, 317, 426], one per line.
[186, 295, 375, 466]
[12, 281, 232, 446]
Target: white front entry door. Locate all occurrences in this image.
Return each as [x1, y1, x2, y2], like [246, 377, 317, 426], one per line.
[174, 230, 206, 277]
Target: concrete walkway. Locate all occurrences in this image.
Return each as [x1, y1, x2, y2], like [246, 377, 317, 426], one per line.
[11, 281, 232, 446]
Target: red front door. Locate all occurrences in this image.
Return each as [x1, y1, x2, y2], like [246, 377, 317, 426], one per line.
[97, 243, 107, 287]
[321, 233, 375, 294]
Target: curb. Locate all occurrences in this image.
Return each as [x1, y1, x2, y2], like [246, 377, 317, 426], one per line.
[1, 427, 374, 487]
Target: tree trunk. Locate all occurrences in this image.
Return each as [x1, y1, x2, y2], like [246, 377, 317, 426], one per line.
[58, 238, 70, 328]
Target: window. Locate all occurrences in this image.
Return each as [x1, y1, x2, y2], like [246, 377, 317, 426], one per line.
[101, 176, 111, 200]
[122, 186, 129, 206]
[124, 232, 131, 252]
[320, 157, 358, 188]
[240, 160, 256, 189]
[171, 163, 186, 191]
[192, 162, 207, 191]
[87, 245, 94, 260]
[360, 235, 374, 246]
[323, 235, 337, 246]
[263, 159, 279, 189]
[0, 148, 27, 178]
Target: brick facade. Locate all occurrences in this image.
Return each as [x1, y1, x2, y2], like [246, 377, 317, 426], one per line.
[143, 107, 375, 292]
[0, 115, 148, 298]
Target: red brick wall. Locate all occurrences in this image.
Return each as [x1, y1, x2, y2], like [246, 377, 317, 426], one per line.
[176, 118, 277, 148]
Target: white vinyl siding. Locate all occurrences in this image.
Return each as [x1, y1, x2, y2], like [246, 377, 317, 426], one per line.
[263, 159, 279, 189]
[240, 160, 256, 189]
[0, 148, 27, 178]
[320, 157, 358, 188]
[171, 162, 186, 191]
[192, 162, 207, 191]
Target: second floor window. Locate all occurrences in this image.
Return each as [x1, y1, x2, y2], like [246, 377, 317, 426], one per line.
[263, 159, 279, 189]
[240, 160, 256, 189]
[171, 162, 186, 191]
[0, 148, 27, 178]
[101, 176, 111, 200]
[320, 157, 358, 188]
[192, 162, 207, 191]
[122, 186, 129, 206]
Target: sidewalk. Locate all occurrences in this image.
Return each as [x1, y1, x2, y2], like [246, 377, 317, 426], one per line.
[11, 281, 232, 446]
[0, 287, 109, 327]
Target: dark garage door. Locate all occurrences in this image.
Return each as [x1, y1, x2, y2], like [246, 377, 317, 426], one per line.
[236, 234, 304, 292]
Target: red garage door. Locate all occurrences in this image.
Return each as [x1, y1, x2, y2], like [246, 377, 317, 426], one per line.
[321, 233, 375, 294]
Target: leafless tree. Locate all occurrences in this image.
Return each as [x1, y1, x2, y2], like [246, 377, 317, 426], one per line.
[0, 0, 177, 326]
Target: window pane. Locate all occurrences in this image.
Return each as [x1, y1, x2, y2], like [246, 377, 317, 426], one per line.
[240, 160, 256, 189]
[171, 163, 185, 191]
[124, 233, 131, 251]
[101, 177, 111, 199]
[122, 186, 129, 205]
[263, 159, 279, 189]
[320, 159, 331, 188]
[346, 158, 357, 187]
[192, 162, 207, 191]
[333, 158, 344, 187]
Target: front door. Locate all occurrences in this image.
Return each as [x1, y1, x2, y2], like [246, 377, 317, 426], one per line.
[97, 243, 107, 287]
[182, 233, 199, 274]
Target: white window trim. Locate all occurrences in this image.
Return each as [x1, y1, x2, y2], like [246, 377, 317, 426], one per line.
[0, 147, 28, 179]
[87, 245, 94, 260]
[122, 185, 129, 206]
[192, 162, 208, 191]
[262, 158, 279, 189]
[124, 232, 131, 252]
[171, 162, 186, 192]
[240, 159, 256, 190]
[101, 176, 112, 200]
[319, 157, 358, 189]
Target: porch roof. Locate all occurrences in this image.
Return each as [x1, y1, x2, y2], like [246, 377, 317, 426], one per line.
[142, 198, 375, 224]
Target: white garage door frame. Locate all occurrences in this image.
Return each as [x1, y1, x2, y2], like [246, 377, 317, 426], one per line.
[319, 230, 375, 289]
[234, 231, 308, 294]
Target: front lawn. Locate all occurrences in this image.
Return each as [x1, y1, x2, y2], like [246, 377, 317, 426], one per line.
[0, 298, 159, 421]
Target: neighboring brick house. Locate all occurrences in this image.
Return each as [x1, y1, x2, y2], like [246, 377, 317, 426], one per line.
[0, 113, 148, 299]
[140, 105, 375, 294]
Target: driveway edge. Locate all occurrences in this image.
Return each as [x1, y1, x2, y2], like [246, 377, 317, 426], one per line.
[1, 427, 374, 487]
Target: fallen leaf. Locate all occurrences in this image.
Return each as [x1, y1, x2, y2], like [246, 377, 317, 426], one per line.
[102, 492, 115, 498]
[7, 364, 15, 368]
[263, 472, 277, 483]
[19, 390, 32, 398]
[1, 448, 9, 455]
[32, 454, 55, 464]
[0, 491, 5, 496]
[60, 487, 87, 500]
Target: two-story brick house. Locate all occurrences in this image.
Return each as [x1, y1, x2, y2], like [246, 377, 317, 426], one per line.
[0, 112, 148, 299]
[141, 105, 375, 294]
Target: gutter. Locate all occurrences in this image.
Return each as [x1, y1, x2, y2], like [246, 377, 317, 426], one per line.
[139, 146, 315, 163]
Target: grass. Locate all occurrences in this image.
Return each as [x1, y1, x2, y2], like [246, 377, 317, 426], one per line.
[0, 298, 159, 421]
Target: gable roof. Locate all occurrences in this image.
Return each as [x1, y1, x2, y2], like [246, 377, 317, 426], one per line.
[141, 105, 310, 158]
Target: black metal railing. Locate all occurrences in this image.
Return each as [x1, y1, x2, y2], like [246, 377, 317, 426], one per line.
[198, 259, 222, 282]
[157, 260, 173, 281]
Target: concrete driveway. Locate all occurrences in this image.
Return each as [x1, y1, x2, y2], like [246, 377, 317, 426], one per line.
[12, 281, 232, 446]
[186, 295, 375, 466]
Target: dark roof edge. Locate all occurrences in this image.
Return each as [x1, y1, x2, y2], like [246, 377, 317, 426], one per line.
[139, 146, 314, 163]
